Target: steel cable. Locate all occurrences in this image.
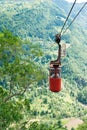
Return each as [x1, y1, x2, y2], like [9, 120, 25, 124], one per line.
[60, 0, 77, 34]
[63, 2, 87, 35]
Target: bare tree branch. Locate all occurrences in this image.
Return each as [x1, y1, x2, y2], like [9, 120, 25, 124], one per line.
[4, 79, 37, 103]
[4, 86, 28, 103]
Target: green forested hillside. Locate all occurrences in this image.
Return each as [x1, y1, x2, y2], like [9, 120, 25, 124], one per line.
[0, 0, 87, 130]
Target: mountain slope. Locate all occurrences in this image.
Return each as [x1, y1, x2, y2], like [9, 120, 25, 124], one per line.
[0, 0, 87, 128]
[0, 0, 66, 40]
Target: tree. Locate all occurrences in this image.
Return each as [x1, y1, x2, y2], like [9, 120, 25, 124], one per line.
[57, 120, 62, 128]
[0, 30, 45, 129]
[0, 30, 44, 101]
[0, 86, 29, 129]
[71, 127, 75, 130]
[77, 87, 87, 104]
[76, 122, 87, 130]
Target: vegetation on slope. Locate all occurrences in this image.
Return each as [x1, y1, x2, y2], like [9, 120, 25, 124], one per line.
[0, 30, 45, 129]
[0, 0, 87, 129]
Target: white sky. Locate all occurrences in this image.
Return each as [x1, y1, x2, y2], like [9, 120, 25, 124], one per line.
[66, 0, 87, 3]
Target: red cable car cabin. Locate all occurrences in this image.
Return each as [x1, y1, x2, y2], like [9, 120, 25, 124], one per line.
[49, 34, 62, 92]
[49, 63, 62, 92]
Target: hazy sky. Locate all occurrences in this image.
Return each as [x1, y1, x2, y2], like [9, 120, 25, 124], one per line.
[66, 0, 87, 3]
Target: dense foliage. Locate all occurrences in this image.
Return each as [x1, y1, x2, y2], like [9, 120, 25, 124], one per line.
[77, 87, 87, 104]
[0, 0, 87, 129]
[29, 122, 67, 130]
[77, 121, 87, 130]
[0, 30, 45, 129]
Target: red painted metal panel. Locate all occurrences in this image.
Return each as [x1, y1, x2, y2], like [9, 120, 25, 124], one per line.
[49, 77, 61, 92]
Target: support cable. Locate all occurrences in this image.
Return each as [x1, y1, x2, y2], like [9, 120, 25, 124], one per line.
[60, 0, 77, 34]
[63, 2, 87, 34]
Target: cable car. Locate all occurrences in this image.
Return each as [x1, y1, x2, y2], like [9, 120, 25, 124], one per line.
[49, 63, 62, 92]
[49, 0, 87, 92]
[49, 34, 62, 92]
